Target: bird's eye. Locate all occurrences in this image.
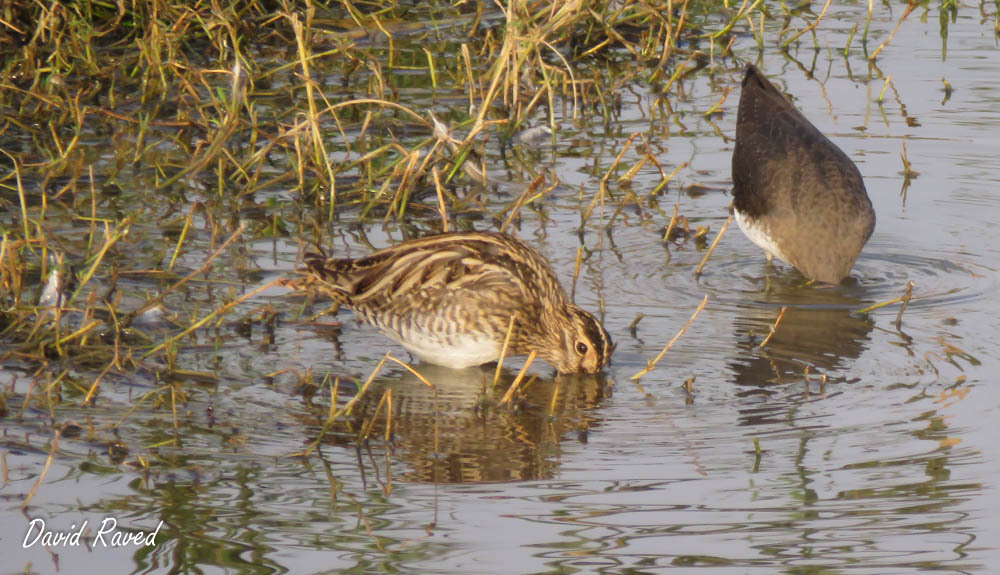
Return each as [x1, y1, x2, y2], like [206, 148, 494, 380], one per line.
[576, 341, 589, 355]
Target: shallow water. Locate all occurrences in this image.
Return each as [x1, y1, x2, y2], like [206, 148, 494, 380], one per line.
[3, 4, 1000, 574]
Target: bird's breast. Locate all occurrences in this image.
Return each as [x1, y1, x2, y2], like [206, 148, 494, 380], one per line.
[387, 324, 502, 369]
[734, 208, 790, 264]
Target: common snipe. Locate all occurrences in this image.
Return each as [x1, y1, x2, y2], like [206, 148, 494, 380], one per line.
[285, 231, 613, 374]
[733, 64, 875, 284]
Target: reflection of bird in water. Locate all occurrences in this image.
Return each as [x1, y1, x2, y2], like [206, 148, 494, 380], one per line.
[728, 278, 874, 399]
[330, 365, 612, 483]
[283, 231, 612, 374]
[729, 303, 873, 428]
[733, 64, 875, 284]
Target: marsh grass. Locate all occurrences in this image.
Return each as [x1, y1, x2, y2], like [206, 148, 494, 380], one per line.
[0, 0, 727, 388]
[632, 294, 709, 382]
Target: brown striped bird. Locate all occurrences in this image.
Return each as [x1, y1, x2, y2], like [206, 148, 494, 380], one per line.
[284, 231, 613, 374]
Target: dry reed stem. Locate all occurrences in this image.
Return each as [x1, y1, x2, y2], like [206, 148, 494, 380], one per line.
[650, 161, 689, 198]
[662, 52, 697, 95]
[618, 156, 649, 185]
[326, 97, 430, 127]
[704, 86, 731, 116]
[758, 306, 788, 348]
[500, 350, 538, 406]
[694, 214, 732, 277]
[900, 139, 917, 177]
[663, 202, 681, 243]
[869, 2, 918, 60]
[632, 294, 709, 381]
[493, 313, 519, 389]
[658, 0, 689, 68]
[0, 149, 31, 244]
[385, 354, 435, 389]
[385, 388, 393, 443]
[167, 203, 199, 272]
[548, 378, 561, 418]
[571, 245, 584, 301]
[894, 280, 915, 329]
[461, 42, 476, 113]
[21, 431, 59, 509]
[432, 168, 450, 232]
[360, 389, 391, 442]
[583, 133, 638, 227]
[70, 217, 132, 304]
[540, 38, 579, 119]
[112, 386, 161, 429]
[712, 0, 764, 40]
[781, 0, 833, 48]
[862, 0, 875, 47]
[83, 359, 119, 406]
[854, 280, 916, 315]
[877, 75, 892, 103]
[843, 21, 859, 55]
[55, 319, 101, 348]
[501, 174, 547, 233]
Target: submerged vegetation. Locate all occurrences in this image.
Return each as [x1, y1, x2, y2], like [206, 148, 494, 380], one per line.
[0, 0, 990, 507]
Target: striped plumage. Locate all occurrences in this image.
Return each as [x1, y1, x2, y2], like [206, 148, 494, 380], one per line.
[287, 231, 613, 374]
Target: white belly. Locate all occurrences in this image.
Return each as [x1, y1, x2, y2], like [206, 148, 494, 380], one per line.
[385, 328, 501, 369]
[734, 208, 789, 264]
